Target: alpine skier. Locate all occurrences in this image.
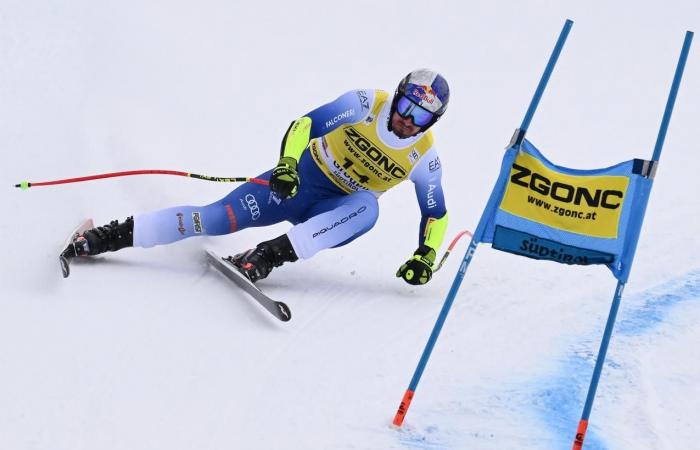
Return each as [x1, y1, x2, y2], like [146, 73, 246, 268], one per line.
[61, 69, 450, 285]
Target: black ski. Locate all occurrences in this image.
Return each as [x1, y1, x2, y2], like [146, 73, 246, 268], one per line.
[205, 249, 292, 322]
[59, 219, 94, 278]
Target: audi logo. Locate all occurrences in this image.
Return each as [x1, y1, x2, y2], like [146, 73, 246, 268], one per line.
[245, 194, 260, 220]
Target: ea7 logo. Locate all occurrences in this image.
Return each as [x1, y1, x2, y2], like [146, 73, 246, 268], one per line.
[510, 163, 623, 209]
[356, 90, 370, 111]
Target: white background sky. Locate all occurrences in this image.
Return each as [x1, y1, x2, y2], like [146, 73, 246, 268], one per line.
[1, 1, 699, 449]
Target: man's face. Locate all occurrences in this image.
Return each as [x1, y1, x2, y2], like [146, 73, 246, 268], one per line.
[390, 111, 422, 138]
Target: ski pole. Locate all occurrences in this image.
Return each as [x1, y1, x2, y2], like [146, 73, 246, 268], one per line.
[14, 169, 269, 190]
[433, 230, 473, 273]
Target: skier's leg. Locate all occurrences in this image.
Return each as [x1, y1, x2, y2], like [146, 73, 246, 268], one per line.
[132, 173, 297, 248]
[234, 191, 378, 281]
[287, 190, 379, 259]
[228, 150, 367, 282]
[64, 171, 299, 257]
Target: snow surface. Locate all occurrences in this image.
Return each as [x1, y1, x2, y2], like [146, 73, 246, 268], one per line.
[2, 1, 699, 449]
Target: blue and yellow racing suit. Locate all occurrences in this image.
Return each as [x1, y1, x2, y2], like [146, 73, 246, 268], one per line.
[132, 89, 448, 259]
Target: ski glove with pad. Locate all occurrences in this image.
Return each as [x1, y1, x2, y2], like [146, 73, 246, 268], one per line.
[270, 156, 300, 199]
[396, 245, 436, 285]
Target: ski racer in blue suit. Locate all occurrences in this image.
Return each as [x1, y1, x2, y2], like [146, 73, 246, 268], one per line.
[62, 69, 451, 285]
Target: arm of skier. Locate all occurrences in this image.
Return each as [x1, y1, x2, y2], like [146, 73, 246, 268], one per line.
[396, 148, 448, 285]
[269, 90, 374, 198]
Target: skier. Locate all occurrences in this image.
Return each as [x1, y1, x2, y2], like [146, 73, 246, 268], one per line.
[61, 69, 450, 285]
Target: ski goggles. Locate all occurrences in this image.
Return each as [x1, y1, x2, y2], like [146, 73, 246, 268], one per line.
[396, 95, 435, 127]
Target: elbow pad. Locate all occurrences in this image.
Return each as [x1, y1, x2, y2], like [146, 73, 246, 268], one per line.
[280, 116, 312, 162]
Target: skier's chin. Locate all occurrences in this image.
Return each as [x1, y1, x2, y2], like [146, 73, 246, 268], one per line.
[392, 127, 417, 139]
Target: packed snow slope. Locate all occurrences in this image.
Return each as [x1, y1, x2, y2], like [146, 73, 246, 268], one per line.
[2, 1, 699, 449]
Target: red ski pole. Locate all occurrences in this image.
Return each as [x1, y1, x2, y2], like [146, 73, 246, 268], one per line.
[14, 169, 268, 190]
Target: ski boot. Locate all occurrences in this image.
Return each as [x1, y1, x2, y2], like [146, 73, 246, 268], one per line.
[229, 234, 298, 282]
[62, 217, 134, 259]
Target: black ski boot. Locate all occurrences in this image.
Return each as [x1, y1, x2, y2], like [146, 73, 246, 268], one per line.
[230, 234, 298, 282]
[62, 217, 134, 258]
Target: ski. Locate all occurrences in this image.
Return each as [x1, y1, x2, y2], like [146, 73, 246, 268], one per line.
[205, 249, 292, 322]
[59, 218, 94, 278]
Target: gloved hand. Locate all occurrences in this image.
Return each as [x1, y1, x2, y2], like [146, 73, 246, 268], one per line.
[396, 245, 436, 285]
[270, 156, 300, 199]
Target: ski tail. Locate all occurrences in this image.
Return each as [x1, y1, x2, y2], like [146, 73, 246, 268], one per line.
[60, 219, 94, 278]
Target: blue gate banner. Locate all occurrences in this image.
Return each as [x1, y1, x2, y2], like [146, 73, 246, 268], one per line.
[474, 139, 654, 282]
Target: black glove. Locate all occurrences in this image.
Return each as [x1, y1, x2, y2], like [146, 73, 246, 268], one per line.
[396, 245, 436, 285]
[270, 156, 300, 199]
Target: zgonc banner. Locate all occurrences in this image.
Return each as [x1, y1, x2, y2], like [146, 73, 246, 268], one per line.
[474, 138, 654, 283]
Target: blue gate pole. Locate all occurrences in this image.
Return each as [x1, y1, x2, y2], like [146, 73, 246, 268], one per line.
[653, 31, 694, 162]
[572, 30, 693, 450]
[520, 19, 574, 134]
[392, 238, 479, 426]
[571, 281, 625, 448]
[392, 19, 575, 427]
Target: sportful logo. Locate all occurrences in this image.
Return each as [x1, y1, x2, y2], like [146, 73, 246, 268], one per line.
[245, 194, 260, 221]
[192, 212, 203, 233]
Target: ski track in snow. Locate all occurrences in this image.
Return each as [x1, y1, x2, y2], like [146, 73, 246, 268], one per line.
[391, 269, 700, 450]
[531, 269, 700, 450]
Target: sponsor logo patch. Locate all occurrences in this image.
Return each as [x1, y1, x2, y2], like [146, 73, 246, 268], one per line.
[325, 109, 355, 129]
[225, 204, 237, 232]
[312, 206, 367, 238]
[412, 85, 437, 105]
[408, 149, 420, 165]
[500, 151, 629, 238]
[356, 90, 369, 111]
[426, 184, 437, 209]
[268, 191, 282, 205]
[245, 194, 260, 221]
[492, 226, 615, 265]
[192, 212, 202, 233]
[176, 213, 186, 235]
[429, 156, 441, 172]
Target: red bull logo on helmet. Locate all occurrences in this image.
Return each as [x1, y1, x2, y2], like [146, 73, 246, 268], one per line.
[411, 84, 437, 104]
[407, 83, 443, 113]
[402, 69, 449, 115]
